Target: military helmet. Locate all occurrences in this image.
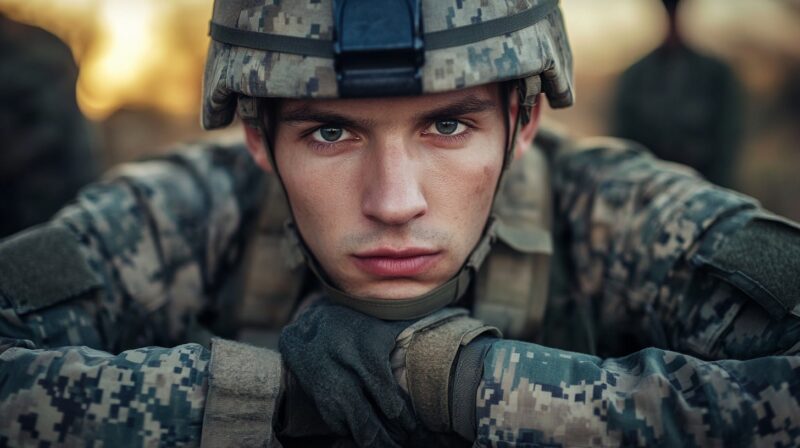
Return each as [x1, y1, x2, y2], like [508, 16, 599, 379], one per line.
[201, 0, 573, 320]
[202, 0, 574, 130]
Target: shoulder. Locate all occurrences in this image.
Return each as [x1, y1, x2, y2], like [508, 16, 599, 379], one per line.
[0, 139, 267, 330]
[106, 139, 261, 192]
[74, 139, 267, 236]
[550, 136, 760, 300]
[551, 136, 700, 187]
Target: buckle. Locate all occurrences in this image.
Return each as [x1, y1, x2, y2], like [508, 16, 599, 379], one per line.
[333, 0, 424, 97]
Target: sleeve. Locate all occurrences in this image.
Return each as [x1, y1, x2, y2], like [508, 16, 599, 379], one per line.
[52, 141, 266, 350]
[475, 335, 800, 447]
[0, 339, 210, 446]
[550, 141, 760, 355]
[473, 142, 800, 446]
[0, 142, 275, 446]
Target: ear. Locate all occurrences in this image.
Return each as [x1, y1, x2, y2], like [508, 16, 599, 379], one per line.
[243, 123, 274, 173]
[510, 93, 543, 160]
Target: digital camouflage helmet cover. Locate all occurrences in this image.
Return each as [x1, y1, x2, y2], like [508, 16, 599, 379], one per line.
[203, 0, 573, 129]
[201, 0, 574, 320]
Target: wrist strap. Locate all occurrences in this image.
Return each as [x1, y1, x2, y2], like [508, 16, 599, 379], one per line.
[201, 338, 283, 447]
[396, 308, 501, 432]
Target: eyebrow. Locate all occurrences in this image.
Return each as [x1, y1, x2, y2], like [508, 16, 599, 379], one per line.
[279, 94, 498, 128]
[279, 107, 375, 130]
[412, 95, 498, 123]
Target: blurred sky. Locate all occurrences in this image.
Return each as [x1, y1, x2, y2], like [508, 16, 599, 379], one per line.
[1, 0, 799, 217]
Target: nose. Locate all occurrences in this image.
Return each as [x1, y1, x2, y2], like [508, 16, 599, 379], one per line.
[361, 138, 427, 226]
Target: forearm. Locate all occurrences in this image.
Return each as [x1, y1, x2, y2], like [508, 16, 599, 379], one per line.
[0, 341, 210, 446]
[0, 336, 286, 447]
[475, 339, 800, 447]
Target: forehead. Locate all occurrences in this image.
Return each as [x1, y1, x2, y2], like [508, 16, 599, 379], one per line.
[277, 83, 503, 119]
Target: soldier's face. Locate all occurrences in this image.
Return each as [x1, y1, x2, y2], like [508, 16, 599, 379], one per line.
[252, 85, 529, 300]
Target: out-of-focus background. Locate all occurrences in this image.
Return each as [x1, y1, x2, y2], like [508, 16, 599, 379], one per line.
[1, 0, 799, 235]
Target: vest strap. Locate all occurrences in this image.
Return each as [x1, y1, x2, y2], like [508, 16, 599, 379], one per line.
[473, 144, 554, 340]
[393, 308, 501, 432]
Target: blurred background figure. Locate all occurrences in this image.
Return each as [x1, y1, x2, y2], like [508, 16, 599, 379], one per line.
[611, 0, 742, 188]
[0, 14, 97, 238]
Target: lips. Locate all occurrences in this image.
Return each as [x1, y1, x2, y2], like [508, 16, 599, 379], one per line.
[351, 248, 441, 277]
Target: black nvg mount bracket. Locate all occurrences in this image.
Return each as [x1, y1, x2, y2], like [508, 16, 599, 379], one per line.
[333, 0, 424, 97]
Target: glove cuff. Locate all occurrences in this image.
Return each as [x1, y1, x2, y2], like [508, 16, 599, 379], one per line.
[393, 308, 501, 433]
[201, 338, 283, 447]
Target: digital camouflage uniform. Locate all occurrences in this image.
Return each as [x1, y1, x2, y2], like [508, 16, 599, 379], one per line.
[3, 0, 800, 446]
[2, 135, 800, 447]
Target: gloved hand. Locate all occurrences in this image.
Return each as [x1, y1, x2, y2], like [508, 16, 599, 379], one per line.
[278, 298, 434, 448]
[277, 370, 351, 447]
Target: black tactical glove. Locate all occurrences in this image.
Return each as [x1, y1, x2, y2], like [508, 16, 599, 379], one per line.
[278, 298, 434, 448]
[277, 371, 352, 447]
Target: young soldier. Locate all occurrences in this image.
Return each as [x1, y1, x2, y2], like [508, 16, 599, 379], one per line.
[2, 0, 799, 446]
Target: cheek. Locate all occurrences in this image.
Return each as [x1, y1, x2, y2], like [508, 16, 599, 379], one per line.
[469, 163, 501, 220]
[453, 149, 502, 199]
[427, 147, 502, 225]
[275, 147, 340, 243]
[278, 155, 369, 267]
[451, 164, 498, 209]
[475, 164, 495, 196]
[284, 167, 349, 228]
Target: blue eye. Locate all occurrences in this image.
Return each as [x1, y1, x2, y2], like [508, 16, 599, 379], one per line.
[427, 119, 468, 137]
[435, 120, 459, 135]
[318, 126, 344, 142]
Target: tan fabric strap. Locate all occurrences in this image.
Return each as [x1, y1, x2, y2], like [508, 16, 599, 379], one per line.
[395, 308, 501, 432]
[474, 145, 553, 340]
[201, 338, 283, 448]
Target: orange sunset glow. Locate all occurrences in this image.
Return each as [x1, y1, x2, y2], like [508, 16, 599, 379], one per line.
[1, 0, 212, 120]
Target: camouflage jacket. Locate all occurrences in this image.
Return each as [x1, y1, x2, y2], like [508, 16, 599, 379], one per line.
[1, 136, 799, 447]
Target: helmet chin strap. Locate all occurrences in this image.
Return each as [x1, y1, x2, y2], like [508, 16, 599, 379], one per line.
[258, 86, 528, 320]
